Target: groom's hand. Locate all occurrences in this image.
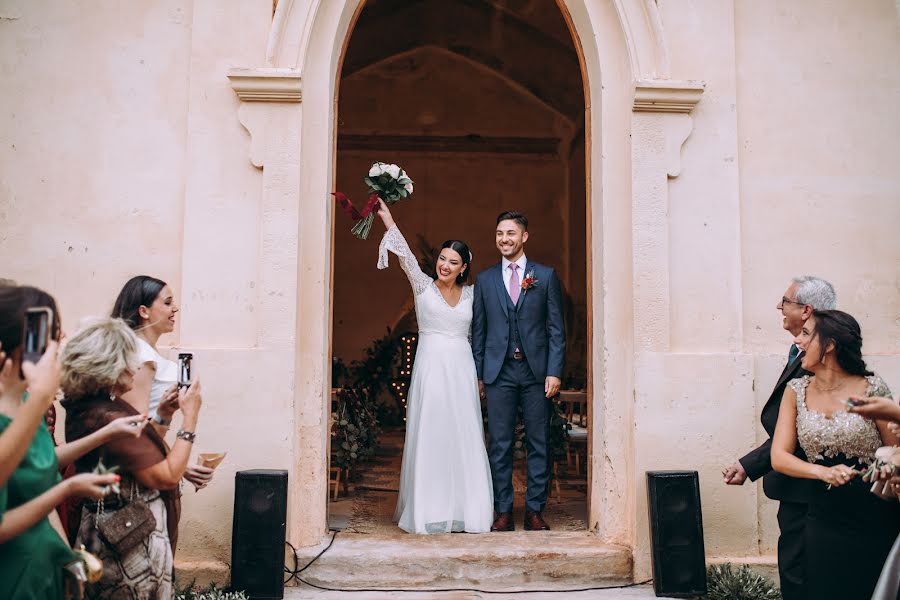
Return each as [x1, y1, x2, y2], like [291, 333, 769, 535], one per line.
[545, 376, 561, 398]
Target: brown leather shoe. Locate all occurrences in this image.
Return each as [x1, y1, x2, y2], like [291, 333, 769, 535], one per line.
[523, 510, 550, 531]
[490, 512, 515, 532]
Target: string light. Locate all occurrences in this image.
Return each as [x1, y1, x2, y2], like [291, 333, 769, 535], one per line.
[392, 333, 418, 413]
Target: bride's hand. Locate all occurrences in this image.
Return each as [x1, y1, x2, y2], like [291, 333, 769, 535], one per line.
[377, 199, 395, 229]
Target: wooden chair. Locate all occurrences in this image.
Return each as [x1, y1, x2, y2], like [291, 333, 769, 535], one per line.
[329, 466, 342, 501]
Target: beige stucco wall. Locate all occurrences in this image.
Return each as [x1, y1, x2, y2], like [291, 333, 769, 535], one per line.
[0, 0, 277, 577]
[1, 0, 898, 583]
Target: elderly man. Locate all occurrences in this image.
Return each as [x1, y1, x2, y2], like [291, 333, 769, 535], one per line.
[722, 276, 836, 600]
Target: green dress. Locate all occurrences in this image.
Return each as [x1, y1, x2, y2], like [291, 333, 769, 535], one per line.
[0, 414, 75, 599]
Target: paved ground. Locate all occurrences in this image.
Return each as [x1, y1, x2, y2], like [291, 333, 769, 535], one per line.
[287, 583, 684, 599]
[329, 427, 589, 535]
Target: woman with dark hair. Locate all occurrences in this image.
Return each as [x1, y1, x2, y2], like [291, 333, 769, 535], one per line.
[375, 199, 493, 534]
[0, 285, 63, 489]
[111, 276, 214, 492]
[111, 275, 177, 422]
[771, 309, 900, 600]
[0, 285, 122, 599]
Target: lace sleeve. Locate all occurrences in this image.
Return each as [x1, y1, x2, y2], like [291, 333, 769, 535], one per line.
[378, 225, 432, 296]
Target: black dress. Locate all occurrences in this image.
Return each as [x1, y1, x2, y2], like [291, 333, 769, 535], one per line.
[790, 375, 900, 600]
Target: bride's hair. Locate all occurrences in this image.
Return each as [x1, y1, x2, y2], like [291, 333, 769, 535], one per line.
[439, 240, 473, 284]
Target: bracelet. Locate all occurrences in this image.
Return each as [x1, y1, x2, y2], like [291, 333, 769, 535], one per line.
[176, 429, 196, 443]
[152, 413, 172, 427]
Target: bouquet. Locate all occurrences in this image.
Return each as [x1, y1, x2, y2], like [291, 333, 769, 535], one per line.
[860, 446, 900, 500]
[333, 162, 414, 240]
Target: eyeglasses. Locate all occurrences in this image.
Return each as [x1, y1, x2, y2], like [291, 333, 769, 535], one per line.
[779, 296, 805, 308]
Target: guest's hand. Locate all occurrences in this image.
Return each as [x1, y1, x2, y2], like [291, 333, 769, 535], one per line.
[157, 384, 180, 422]
[184, 464, 215, 491]
[722, 461, 748, 485]
[376, 199, 395, 229]
[179, 380, 203, 420]
[20, 339, 62, 407]
[847, 396, 900, 422]
[66, 473, 121, 500]
[817, 464, 857, 487]
[545, 376, 561, 399]
[101, 414, 149, 441]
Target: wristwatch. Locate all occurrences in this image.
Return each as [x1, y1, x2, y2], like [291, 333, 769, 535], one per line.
[153, 413, 172, 427]
[176, 429, 196, 443]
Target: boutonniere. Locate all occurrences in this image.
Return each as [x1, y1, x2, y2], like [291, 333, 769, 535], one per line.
[521, 270, 538, 293]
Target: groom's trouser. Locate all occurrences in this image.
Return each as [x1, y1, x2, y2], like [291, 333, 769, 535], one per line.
[485, 357, 551, 514]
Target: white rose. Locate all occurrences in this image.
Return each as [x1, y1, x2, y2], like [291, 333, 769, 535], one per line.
[369, 163, 384, 178]
[875, 446, 895, 461]
[404, 182, 414, 194]
[385, 163, 401, 179]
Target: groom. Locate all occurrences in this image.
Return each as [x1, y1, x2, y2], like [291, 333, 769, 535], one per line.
[472, 211, 566, 531]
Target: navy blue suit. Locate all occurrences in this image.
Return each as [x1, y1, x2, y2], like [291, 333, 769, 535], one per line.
[472, 260, 565, 513]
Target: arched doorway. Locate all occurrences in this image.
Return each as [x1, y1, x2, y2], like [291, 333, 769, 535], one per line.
[230, 0, 705, 581]
[330, 0, 590, 535]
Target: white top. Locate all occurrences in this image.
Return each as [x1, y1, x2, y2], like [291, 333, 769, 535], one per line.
[135, 337, 177, 418]
[501, 254, 528, 298]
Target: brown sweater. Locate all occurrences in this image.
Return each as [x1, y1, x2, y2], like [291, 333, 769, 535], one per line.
[62, 393, 181, 551]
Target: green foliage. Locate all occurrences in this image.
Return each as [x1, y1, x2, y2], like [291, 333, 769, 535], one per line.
[174, 581, 248, 600]
[331, 387, 380, 470]
[702, 563, 782, 600]
[349, 328, 403, 424]
[349, 329, 399, 401]
[364, 171, 413, 204]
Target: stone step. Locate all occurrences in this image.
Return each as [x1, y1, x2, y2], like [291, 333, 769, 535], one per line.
[291, 531, 633, 591]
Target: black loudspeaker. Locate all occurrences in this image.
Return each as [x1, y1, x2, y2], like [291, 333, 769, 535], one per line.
[231, 469, 288, 599]
[646, 470, 707, 597]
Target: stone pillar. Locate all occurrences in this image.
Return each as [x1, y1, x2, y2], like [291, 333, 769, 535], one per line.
[227, 69, 316, 545]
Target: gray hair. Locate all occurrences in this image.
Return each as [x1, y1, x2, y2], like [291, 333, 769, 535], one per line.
[61, 317, 139, 398]
[792, 276, 837, 310]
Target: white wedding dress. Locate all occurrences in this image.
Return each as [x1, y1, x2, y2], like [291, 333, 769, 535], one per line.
[378, 225, 494, 534]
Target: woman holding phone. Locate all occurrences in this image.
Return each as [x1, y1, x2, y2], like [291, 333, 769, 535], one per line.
[0, 285, 126, 599]
[111, 276, 214, 493]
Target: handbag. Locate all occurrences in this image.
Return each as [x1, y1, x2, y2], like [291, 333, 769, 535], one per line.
[93, 480, 157, 555]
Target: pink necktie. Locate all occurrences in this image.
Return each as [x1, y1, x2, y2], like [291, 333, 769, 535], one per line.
[508, 263, 520, 304]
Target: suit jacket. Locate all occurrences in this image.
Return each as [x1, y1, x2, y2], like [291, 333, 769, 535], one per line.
[739, 351, 814, 503]
[472, 260, 565, 385]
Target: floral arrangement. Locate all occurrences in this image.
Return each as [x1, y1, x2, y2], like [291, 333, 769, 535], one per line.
[331, 387, 380, 470]
[333, 162, 414, 239]
[860, 445, 899, 499]
[521, 269, 538, 292]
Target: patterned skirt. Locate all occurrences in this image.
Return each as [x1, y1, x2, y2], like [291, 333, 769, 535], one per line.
[75, 492, 173, 600]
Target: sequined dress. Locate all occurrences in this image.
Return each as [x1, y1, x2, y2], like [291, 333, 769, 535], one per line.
[378, 225, 494, 534]
[791, 374, 900, 600]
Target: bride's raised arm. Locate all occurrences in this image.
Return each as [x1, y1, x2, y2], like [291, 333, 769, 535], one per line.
[376, 200, 432, 296]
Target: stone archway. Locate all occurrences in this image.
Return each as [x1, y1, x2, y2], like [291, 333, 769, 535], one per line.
[228, 0, 704, 579]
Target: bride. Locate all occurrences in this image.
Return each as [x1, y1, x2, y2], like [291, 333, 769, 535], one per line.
[375, 200, 493, 534]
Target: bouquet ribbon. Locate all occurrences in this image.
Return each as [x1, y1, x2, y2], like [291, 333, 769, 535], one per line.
[332, 192, 380, 222]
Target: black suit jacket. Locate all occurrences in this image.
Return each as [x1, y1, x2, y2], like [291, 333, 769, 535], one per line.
[739, 352, 815, 503]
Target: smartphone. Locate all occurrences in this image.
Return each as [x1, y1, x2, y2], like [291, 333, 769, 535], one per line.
[177, 352, 194, 389]
[23, 307, 53, 364]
